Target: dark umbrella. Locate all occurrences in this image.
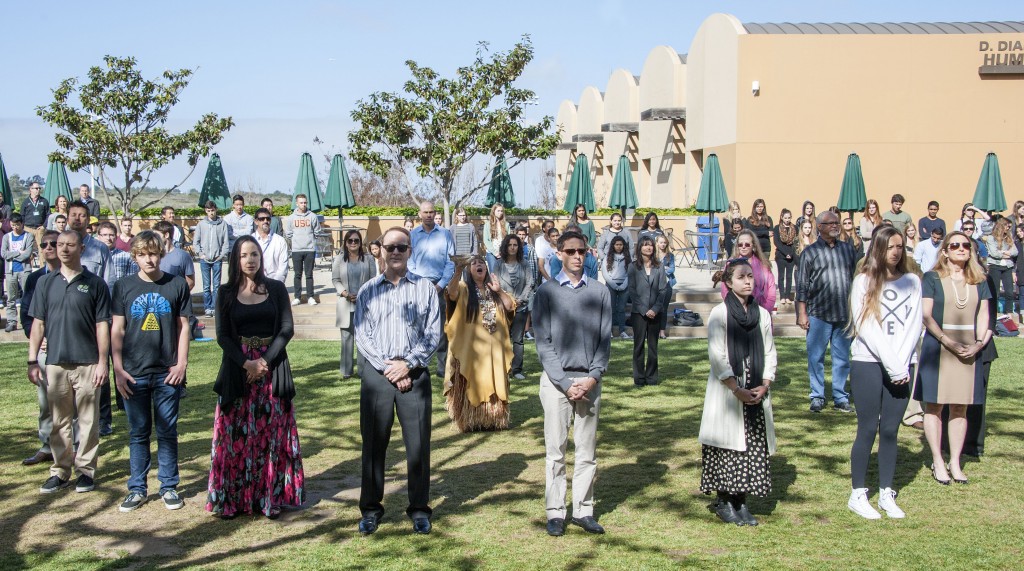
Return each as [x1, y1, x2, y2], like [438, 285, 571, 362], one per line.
[43, 160, 73, 205]
[292, 153, 324, 212]
[608, 155, 638, 217]
[694, 153, 729, 267]
[485, 157, 516, 209]
[563, 154, 596, 213]
[972, 152, 1007, 213]
[323, 154, 356, 227]
[836, 153, 867, 221]
[0, 153, 12, 208]
[197, 153, 232, 209]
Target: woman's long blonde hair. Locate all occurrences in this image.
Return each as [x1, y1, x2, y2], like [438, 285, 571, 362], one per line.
[488, 204, 507, 240]
[732, 229, 769, 265]
[934, 231, 986, 285]
[992, 217, 1012, 248]
[795, 220, 816, 256]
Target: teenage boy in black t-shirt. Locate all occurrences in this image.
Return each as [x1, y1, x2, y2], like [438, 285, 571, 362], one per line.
[111, 231, 192, 512]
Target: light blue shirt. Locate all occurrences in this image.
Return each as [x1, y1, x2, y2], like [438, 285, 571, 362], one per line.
[409, 224, 455, 288]
[81, 234, 115, 292]
[354, 271, 441, 372]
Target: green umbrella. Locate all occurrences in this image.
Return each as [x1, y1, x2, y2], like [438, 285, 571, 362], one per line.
[563, 154, 596, 213]
[607, 154, 638, 215]
[695, 153, 729, 213]
[0, 153, 12, 208]
[43, 160, 73, 205]
[694, 153, 729, 268]
[292, 152, 324, 212]
[323, 154, 356, 225]
[485, 157, 516, 208]
[197, 153, 232, 209]
[836, 153, 867, 218]
[972, 152, 1007, 212]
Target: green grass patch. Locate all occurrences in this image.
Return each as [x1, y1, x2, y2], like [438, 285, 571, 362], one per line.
[1, 339, 1022, 570]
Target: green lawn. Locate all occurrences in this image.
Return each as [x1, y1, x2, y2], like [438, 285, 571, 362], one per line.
[1, 339, 1022, 570]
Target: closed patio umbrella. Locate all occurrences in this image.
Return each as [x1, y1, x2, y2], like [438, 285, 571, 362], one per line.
[197, 153, 231, 209]
[563, 154, 596, 213]
[694, 153, 729, 266]
[972, 152, 1007, 213]
[323, 154, 356, 226]
[0, 153, 12, 208]
[485, 157, 516, 209]
[608, 154, 638, 216]
[292, 152, 324, 212]
[836, 153, 867, 220]
[43, 160, 73, 205]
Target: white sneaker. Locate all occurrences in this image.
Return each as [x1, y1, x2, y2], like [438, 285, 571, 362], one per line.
[308, 298, 318, 306]
[877, 487, 905, 519]
[848, 488, 881, 519]
[291, 298, 300, 306]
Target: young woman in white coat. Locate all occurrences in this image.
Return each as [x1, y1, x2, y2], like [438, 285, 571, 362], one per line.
[699, 258, 777, 526]
[847, 226, 922, 520]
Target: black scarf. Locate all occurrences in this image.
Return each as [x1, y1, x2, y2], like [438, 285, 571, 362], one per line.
[725, 292, 765, 388]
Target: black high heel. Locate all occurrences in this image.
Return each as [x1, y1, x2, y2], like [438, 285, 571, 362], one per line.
[947, 463, 969, 485]
[931, 463, 951, 486]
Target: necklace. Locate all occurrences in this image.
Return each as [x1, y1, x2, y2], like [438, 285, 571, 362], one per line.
[949, 274, 969, 309]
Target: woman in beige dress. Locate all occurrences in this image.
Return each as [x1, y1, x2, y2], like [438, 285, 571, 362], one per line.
[331, 230, 377, 378]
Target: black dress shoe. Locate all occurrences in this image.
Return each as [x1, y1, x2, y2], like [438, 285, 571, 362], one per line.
[412, 517, 431, 534]
[571, 516, 605, 534]
[710, 499, 742, 525]
[736, 503, 758, 526]
[22, 451, 53, 466]
[358, 516, 380, 535]
[546, 518, 565, 536]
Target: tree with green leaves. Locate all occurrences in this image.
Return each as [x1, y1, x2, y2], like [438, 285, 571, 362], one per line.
[36, 55, 234, 219]
[348, 35, 560, 222]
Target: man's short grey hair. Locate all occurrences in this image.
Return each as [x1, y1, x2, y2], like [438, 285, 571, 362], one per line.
[817, 211, 838, 224]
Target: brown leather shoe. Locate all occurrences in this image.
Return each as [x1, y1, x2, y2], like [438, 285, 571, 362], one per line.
[22, 451, 54, 466]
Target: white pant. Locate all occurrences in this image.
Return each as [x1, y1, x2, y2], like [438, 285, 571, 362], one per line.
[539, 373, 600, 519]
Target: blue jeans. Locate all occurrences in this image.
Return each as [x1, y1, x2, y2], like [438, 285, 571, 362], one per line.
[122, 372, 181, 494]
[607, 284, 628, 331]
[806, 315, 851, 404]
[199, 260, 222, 311]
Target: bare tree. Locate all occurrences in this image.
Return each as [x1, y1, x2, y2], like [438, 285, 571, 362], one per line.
[534, 159, 557, 209]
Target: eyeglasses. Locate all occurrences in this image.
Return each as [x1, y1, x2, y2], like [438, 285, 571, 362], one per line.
[947, 242, 972, 251]
[40, 240, 58, 249]
[382, 244, 410, 253]
[560, 248, 587, 257]
[256, 216, 271, 221]
[346, 238, 362, 244]
[819, 221, 839, 226]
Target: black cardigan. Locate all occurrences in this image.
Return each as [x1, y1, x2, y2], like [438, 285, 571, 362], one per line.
[214, 279, 295, 408]
[773, 224, 796, 262]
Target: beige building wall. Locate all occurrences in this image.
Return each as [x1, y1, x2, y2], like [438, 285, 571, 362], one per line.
[574, 86, 606, 208]
[554, 100, 578, 204]
[638, 46, 688, 208]
[687, 13, 1024, 220]
[603, 69, 641, 208]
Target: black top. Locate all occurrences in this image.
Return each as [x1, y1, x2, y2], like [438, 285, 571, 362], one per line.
[627, 264, 670, 316]
[82, 197, 101, 218]
[214, 279, 294, 406]
[21, 266, 53, 338]
[748, 217, 773, 254]
[231, 296, 276, 337]
[772, 224, 796, 261]
[20, 197, 49, 228]
[918, 216, 946, 238]
[28, 268, 111, 365]
[112, 273, 193, 377]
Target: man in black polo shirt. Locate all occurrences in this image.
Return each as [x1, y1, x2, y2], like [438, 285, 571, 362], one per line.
[28, 230, 111, 494]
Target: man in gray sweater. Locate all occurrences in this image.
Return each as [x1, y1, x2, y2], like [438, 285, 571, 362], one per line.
[193, 201, 229, 317]
[286, 194, 321, 305]
[532, 230, 611, 537]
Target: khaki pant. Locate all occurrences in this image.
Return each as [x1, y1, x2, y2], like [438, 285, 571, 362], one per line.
[540, 373, 600, 519]
[46, 363, 99, 479]
[35, 350, 80, 454]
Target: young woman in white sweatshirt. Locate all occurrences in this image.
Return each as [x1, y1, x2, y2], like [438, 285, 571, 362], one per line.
[847, 226, 922, 520]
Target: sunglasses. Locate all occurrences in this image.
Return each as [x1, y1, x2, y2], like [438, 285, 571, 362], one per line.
[40, 240, 58, 249]
[961, 227, 975, 233]
[737, 242, 753, 247]
[346, 238, 362, 244]
[947, 242, 972, 251]
[256, 216, 271, 221]
[560, 248, 587, 257]
[382, 244, 410, 253]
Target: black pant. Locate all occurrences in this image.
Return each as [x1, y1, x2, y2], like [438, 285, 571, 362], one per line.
[631, 312, 660, 385]
[436, 289, 448, 375]
[509, 309, 528, 374]
[99, 380, 113, 429]
[359, 357, 432, 520]
[776, 257, 795, 300]
[292, 251, 315, 299]
[849, 361, 909, 489]
[988, 265, 1014, 312]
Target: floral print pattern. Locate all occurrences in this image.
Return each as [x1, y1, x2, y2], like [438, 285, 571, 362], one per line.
[206, 344, 305, 517]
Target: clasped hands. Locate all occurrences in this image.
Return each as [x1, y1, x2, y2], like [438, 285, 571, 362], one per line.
[734, 383, 770, 406]
[243, 358, 270, 383]
[940, 336, 983, 360]
[384, 359, 413, 393]
[567, 377, 596, 401]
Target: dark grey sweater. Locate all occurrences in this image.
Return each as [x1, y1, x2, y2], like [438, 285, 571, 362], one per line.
[533, 275, 612, 392]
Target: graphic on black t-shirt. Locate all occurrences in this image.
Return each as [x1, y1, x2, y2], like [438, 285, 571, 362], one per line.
[131, 292, 172, 331]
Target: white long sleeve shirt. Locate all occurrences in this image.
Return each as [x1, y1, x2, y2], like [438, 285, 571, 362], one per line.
[850, 273, 923, 380]
[252, 231, 290, 282]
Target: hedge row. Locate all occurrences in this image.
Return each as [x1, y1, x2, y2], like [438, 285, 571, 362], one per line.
[116, 205, 701, 218]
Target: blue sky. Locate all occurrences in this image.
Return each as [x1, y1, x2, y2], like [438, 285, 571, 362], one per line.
[0, 1, 1015, 205]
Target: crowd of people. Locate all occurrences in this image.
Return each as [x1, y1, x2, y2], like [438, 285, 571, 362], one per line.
[0, 189, 1010, 532]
